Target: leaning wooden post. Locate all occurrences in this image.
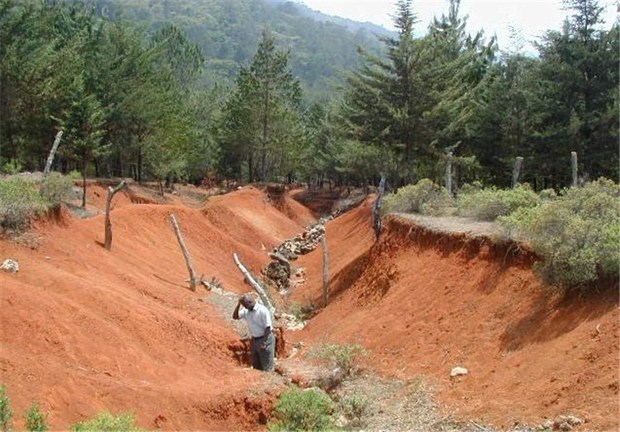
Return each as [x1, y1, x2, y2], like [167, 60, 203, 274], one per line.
[104, 180, 127, 251]
[512, 156, 523, 188]
[571, 151, 578, 187]
[321, 235, 329, 307]
[445, 151, 453, 195]
[232, 252, 275, 314]
[372, 175, 386, 238]
[43, 130, 63, 178]
[170, 214, 199, 291]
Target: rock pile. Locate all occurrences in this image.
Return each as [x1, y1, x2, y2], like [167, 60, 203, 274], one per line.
[263, 218, 329, 293]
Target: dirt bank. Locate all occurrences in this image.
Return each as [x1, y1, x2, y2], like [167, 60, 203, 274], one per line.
[1, 183, 618, 431]
[293, 213, 619, 431]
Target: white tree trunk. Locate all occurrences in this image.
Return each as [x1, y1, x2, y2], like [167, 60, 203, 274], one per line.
[232, 252, 275, 314]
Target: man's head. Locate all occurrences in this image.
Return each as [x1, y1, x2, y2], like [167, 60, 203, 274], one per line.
[240, 293, 256, 309]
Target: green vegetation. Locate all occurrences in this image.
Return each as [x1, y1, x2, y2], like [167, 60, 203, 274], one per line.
[309, 343, 369, 378]
[70, 411, 147, 432]
[0, 178, 48, 231]
[1, 0, 616, 189]
[457, 184, 540, 221]
[40, 173, 73, 207]
[382, 179, 455, 216]
[24, 403, 48, 432]
[499, 178, 620, 289]
[0, 386, 12, 432]
[268, 386, 335, 432]
[0, 174, 74, 232]
[338, 391, 370, 428]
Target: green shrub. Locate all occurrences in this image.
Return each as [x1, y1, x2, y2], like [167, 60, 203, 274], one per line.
[382, 179, 455, 216]
[40, 172, 73, 207]
[268, 387, 334, 432]
[1, 159, 23, 175]
[0, 177, 47, 230]
[457, 184, 540, 221]
[286, 301, 315, 321]
[499, 178, 620, 289]
[70, 411, 147, 432]
[0, 385, 12, 432]
[24, 402, 48, 432]
[309, 343, 369, 377]
[338, 391, 370, 428]
[67, 170, 82, 180]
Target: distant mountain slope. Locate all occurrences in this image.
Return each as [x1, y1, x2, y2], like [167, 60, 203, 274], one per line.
[92, 0, 391, 101]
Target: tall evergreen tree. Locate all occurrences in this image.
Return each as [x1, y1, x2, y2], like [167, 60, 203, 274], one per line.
[533, 0, 618, 186]
[340, 0, 431, 184]
[220, 29, 302, 182]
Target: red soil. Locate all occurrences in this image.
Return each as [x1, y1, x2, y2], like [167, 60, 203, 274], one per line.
[1, 183, 618, 431]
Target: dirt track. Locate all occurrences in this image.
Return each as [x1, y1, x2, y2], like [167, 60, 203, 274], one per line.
[0, 183, 618, 431]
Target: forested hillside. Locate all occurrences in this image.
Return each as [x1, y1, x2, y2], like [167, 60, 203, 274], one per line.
[0, 0, 617, 191]
[88, 0, 390, 97]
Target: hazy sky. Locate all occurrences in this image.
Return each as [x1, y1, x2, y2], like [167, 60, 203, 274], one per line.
[297, 0, 618, 51]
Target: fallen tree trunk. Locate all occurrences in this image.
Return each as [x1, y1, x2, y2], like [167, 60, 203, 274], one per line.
[170, 214, 199, 291]
[104, 180, 127, 251]
[232, 252, 275, 314]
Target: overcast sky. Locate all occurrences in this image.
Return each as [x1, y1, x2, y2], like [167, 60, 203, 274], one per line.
[296, 0, 618, 52]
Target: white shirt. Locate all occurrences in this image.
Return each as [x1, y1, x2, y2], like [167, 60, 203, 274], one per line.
[238, 303, 272, 338]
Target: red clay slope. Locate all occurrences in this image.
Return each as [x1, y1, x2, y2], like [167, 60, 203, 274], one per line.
[293, 212, 619, 431]
[0, 185, 309, 431]
[1, 184, 618, 431]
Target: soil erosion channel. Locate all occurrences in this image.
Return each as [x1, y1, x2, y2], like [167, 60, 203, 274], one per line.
[0, 183, 617, 431]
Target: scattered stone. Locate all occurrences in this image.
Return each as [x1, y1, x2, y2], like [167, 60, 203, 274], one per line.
[1, 259, 19, 273]
[450, 366, 468, 377]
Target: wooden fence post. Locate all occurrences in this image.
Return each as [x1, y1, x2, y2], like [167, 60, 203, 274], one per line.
[512, 156, 523, 188]
[321, 235, 329, 307]
[170, 214, 199, 291]
[104, 180, 127, 251]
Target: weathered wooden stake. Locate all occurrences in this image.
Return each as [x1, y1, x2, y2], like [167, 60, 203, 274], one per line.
[321, 235, 329, 307]
[232, 252, 275, 314]
[104, 180, 127, 251]
[43, 130, 63, 178]
[445, 151, 453, 195]
[373, 175, 386, 238]
[512, 156, 523, 188]
[170, 214, 199, 291]
[571, 151, 578, 187]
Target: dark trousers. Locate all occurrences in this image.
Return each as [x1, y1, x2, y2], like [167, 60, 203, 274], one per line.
[250, 333, 275, 371]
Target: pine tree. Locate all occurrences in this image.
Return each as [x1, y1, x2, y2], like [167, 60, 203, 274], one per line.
[220, 29, 302, 182]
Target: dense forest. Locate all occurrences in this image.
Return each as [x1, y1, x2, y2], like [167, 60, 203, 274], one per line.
[0, 0, 617, 189]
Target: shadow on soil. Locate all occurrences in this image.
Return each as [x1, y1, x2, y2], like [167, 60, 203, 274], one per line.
[500, 282, 619, 351]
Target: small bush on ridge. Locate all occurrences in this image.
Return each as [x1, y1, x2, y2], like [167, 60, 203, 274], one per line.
[268, 386, 334, 431]
[382, 179, 455, 216]
[0, 177, 47, 231]
[499, 178, 620, 289]
[40, 172, 73, 207]
[457, 184, 540, 221]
